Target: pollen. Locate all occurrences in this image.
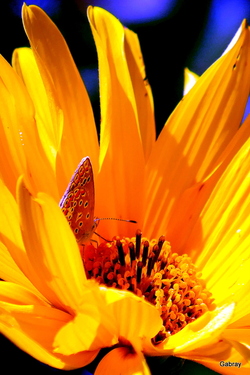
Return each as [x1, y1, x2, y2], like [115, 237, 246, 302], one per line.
[81, 230, 215, 342]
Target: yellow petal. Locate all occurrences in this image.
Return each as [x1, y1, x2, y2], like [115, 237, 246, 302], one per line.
[0, 55, 57, 197]
[183, 68, 199, 95]
[106, 288, 162, 353]
[0, 179, 32, 281]
[17, 177, 87, 312]
[12, 47, 62, 172]
[88, 6, 145, 238]
[0, 281, 48, 306]
[0, 286, 97, 370]
[95, 347, 151, 375]
[0, 56, 27, 194]
[124, 27, 156, 161]
[167, 115, 250, 253]
[223, 330, 250, 364]
[190, 346, 250, 374]
[0, 242, 42, 297]
[55, 284, 162, 355]
[145, 303, 235, 355]
[144, 21, 250, 239]
[186, 138, 250, 307]
[21, 4, 99, 192]
[54, 283, 117, 354]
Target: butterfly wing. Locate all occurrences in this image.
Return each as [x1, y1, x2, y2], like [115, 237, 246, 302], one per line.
[59, 156, 96, 243]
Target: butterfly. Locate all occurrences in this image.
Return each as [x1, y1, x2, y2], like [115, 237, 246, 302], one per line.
[59, 156, 98, 243]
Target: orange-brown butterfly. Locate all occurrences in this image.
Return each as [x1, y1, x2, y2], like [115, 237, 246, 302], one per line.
[60, 156, 137, 243]
[59, 156, 97, 243]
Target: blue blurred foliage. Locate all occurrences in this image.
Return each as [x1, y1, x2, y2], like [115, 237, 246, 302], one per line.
[190, 0, 250, 73]
[11, 0, 61, 16]
[90, 0, 177, 24]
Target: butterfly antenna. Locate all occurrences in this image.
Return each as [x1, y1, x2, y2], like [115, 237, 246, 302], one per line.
[93, 218, 137, 243]
[96, 218, 137, 223]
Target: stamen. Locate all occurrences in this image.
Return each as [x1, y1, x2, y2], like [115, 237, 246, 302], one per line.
[135, 229, 142, 259]
[81, 231, 216, 343]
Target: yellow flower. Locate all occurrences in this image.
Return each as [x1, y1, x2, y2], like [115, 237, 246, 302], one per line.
[0, 4, 249, 375]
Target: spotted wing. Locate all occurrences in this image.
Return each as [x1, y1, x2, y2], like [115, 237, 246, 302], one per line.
[59, 156, 95, 243]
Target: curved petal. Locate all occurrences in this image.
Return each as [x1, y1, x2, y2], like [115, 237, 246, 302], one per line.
[186, 138, 250, 307]
[190, 347, 250, 374]
[54, 283, 118, 354]
[17, 177, 87, 312]
[223, 330, 250, 363]
[21, 4, 99, 193]
[183, 68, 199, 96]
[0, 57, 26, 193]
[167, 116, 250, 253]
[55, 285, 162, 355]
[124, 27, 155, 161]
[0, 283, 97, 369]
[95, 347, 151, 375]
[145, 303, 235, 356]
[144, 21, 250, 239]
[12, 47, 62, 175]
[88, 6, 145, 238]
[0, 179, 36, 286]
[0, 55, 57, 197]
[0, 242, 43, 297]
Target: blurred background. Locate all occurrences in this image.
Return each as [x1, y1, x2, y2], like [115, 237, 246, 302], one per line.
[1, 0, 250, 374]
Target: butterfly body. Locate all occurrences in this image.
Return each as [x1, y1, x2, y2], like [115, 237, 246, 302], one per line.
[59, 156, 97, 243]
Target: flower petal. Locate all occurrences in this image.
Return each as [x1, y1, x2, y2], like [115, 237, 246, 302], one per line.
[186, 138, 250, 307]
[167, 115, 250, 253]
[183, 68, 199, 96]
[145, 303, 235, 355]
[55, 285, 162, 355]
[124, 27, 156, 161]
[21, 4, 99, 193]
[223, 330, 250, 363]
[190, 347, 250, 374]
[17, 177, 87, 312]
[88, 6, 145, 237]
[0, 242, 42, 296]
[54, 283, 118, 354]
[0, 283, 97, 370]
[0, 281, 48, 306]
[0, 55, 57, 197]
[95, 347, 151, 375]
[144, 21, 250, 239]
[12, 47, 62, 173]
[0, 179, 36, 286]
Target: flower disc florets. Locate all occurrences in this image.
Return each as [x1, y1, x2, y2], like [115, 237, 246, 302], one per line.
[81, 230, 215, 342]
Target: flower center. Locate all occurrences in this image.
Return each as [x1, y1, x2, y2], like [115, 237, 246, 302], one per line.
[81, 230, 215, 342]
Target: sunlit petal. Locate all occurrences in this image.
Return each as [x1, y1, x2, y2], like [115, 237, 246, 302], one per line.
[167, 116, 250, 253]
[145, 303, 235, 356]
[22, 4, 99, 192]
[0, 284, 97, 369]
[186, 139, 250, 306]
[55, 285, 162, 355]
[144, 21, 250, 239]
[0, 55, 57, 197]
[124, 27, 156, 161]
[13, 47, 62, 174]
[88, 6, 145, 237]
[183, 68, 199, 96]
[17, 177, 86, 311]
[95, 347, 151, 375]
